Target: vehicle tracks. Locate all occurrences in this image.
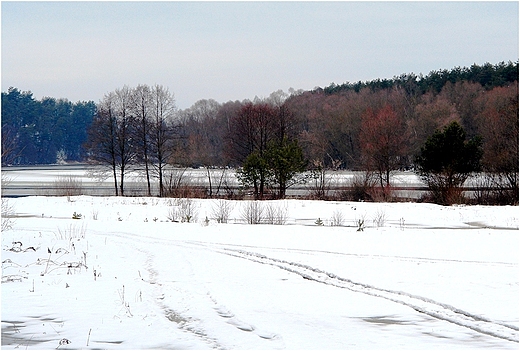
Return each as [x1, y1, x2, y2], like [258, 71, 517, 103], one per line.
[89, 230, 518, 344]
[184, 241, 519, 344]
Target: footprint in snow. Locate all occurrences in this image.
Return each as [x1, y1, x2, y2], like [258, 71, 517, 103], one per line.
[214, 306, 254, 331]
[227, 319, 255, 332]
[257, 331, 278, 340]
[214, 306, 234, 318]
[213, 306, 279, 340]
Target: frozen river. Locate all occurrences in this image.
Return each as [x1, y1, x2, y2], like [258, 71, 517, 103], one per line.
[1, 164, 428, 198]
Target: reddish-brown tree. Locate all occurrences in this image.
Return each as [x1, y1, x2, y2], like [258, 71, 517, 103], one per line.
[475, 83, 518, 203]
[359, 104, 408, 193]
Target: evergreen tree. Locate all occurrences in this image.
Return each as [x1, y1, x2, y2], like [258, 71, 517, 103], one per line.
[265, 138, 307, 199]
[237, 138, 307, 199]
[415, 121, 483, 205]
[237, 151, 271, 199]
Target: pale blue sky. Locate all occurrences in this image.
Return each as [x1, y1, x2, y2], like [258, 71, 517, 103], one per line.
[2, 1, 518, 108]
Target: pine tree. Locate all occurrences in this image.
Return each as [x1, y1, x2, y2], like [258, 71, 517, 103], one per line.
[415, 121, 482, 204]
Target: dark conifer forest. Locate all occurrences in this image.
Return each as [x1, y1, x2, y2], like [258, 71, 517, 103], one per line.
[1, 89, 96, 165]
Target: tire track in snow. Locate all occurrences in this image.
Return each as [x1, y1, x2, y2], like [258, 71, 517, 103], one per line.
[88, 230, 518, 343]
[188, 240, 517, 267]
[188, 242, 518, 344]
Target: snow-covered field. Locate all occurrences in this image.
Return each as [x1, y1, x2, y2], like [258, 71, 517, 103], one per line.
[1, 196, 518, 349]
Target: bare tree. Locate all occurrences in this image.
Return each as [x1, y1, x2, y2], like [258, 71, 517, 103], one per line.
[265, 89, 289, 107]
[85, 94, 119, 195]
[113, 86, 137, 196]
[180, 99, 223, 196]
[228, 103, 277, 198]
[85, 87, 136, 196]
[149, 84, 177, 197]
[86, 84, 176, 197]
[132, 84, 153, 196]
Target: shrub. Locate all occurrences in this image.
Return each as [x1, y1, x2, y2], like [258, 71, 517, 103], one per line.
[473, 172, 519, 205]
[166, 205, 177, 222]
[163, 168, 207, 198]
[265, 201, 288, 225]
[372, 208, 386, 228]
[167, 198, 199, 223]
[330, 209, 344, 226]
[211, 199, 234, 223]
[241, 201, 264, 224]
[339, 172, 377, 201]
[1, 198, 15, 231]
[53, 175, 84, 197]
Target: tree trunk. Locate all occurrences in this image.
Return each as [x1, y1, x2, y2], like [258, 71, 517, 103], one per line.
[120, 165, 125, 196]
[112, 161, 118, 196]
[158, 163, 164, 197]
[206, 166, 213, 198]
[144, 160, 151, 196]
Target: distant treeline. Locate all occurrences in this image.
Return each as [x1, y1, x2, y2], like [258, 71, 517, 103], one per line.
[320, 61, 518, 95]
[1, 60, 518, 170]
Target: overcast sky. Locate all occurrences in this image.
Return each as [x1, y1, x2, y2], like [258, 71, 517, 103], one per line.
[2, 1, 518, 109]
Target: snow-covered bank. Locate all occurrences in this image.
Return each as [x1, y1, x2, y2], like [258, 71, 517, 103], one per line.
[1, 196, 518, 349]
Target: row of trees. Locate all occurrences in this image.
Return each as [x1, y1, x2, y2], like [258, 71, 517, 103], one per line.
[1, 87, 95, 165]
[2, 61, 518, 204]
[84, 84, 177, 197]
[176, 63, 517, 203]
[84, 89, 307, 199]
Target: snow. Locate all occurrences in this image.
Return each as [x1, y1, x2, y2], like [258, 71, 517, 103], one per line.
[1, 195, 518, 349]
